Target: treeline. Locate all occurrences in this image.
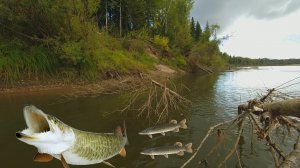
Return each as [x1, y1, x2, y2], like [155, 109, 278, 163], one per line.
[0, 0, 228, 85]
[221, 53, 300, 66]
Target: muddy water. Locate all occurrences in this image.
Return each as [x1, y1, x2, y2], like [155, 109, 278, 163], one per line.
[1, 66, 299, 168]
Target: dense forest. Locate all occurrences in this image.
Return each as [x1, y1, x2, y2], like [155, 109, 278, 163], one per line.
[221, 53, 300, 66]
[0, 0, 299, 85]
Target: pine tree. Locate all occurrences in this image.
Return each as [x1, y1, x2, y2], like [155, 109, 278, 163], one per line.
[190, 17, 195, 40]
[202, 21, 211, 42]
[195, 21, 202, 41]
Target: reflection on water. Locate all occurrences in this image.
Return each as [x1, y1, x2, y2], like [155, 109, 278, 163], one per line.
[0, 66, 299, 167]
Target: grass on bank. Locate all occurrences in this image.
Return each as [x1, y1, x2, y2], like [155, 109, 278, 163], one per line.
[0, 32, 163, 86]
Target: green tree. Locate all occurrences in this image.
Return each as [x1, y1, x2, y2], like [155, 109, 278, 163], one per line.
[210, 24, 220, 40]
[195, 21, 202, 41]
[190, 17, 195, 40]
[202, 21, 211, 42]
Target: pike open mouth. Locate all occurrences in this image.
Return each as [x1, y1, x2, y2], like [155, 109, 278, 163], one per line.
[16, 105, 50, 139]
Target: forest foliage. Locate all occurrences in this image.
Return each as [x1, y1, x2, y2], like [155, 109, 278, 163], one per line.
[0, 0, 297, 85]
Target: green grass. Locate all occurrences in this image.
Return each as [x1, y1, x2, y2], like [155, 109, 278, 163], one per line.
[160, 54, 187, 70]
[0, 39, 58, 84]
[0, 33, 160, 86]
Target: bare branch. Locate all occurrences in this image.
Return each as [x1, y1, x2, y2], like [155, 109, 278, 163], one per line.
[180, 112, 248, 168]
[218, 119, 245, 168]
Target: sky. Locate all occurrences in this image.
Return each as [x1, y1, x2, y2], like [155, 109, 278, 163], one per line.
[190, 0, 300, 59]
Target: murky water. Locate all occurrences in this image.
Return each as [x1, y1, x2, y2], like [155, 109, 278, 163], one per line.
[1, 66, 299, 168]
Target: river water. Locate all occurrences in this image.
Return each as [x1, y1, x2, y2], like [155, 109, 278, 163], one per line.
[1, 66, 299, 168]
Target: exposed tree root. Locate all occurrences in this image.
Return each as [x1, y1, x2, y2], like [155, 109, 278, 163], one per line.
[120, 79, 191, 123]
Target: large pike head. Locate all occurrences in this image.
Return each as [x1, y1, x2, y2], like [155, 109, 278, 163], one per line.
[16, 105, 75, 155]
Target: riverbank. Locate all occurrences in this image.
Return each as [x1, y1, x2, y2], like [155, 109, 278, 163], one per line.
[0, 64, 182, 94]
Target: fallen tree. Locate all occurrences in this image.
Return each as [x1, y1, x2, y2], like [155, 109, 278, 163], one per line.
[181, 85, 300, 168]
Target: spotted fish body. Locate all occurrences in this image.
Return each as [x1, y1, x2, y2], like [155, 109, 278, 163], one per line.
[62, 129, 127, 165]
[140, 142, 193, 159]
[16, 105, 127, 166]
[139, 119, 187, 138]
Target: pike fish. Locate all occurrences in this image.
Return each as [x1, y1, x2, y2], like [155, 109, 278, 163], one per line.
[138, 119, 187, 138]
[16, 105, 127, 168]
[140, 142, 193, 159]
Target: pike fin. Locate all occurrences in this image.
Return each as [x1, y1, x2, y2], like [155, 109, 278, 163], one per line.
[179, 119, 187, 129]
[103, 161, 116, 168]
[173, 128, 180, 132]
[60, 155, 70, 168]
[150, 155, 155, 159]
[123, 120, 129, 145]
[33, 153, 53, 162]
[169, 119, 177, 124]
[114, 126, 122, 137]
[148, 134, 153, 138]
[119, 147, 126, 157]
[185, 143, 193, 153]
[177, 151, 184, 156]
[161, 132, 165, 136]
[174, 142, 183, 147]
[164, 154, 168, 158]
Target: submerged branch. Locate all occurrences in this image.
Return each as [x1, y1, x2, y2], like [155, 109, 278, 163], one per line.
[280, 136, 300, 168]
[266, 135, 286, 161]
[278, 116, 300, 133]
[180, 112, 248, 168]
[218, 119, 245, 168]
[151, 79, 191, 103]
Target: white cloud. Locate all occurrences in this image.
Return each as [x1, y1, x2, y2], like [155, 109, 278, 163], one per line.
[219, 9, 300, 59]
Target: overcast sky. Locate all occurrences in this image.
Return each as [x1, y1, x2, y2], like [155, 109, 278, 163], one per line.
[191, 0, 300, 59]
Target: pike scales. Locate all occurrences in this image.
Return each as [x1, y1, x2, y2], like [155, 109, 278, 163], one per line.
[140, 142, 193, 159]
[139, 119, 188, 138]
[16, 105, 127, 167]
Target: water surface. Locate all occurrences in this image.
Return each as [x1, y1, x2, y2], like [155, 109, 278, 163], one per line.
[1, 66, 299, 167]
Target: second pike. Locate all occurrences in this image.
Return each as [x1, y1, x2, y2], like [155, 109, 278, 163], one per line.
[139, 119, 187, 138]
[140, 142, 193, 159]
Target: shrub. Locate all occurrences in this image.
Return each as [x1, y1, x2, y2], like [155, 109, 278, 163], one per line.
[154, 35, 169, 50]
[122, 39, 146, 54]
[126, 28, 150, 40]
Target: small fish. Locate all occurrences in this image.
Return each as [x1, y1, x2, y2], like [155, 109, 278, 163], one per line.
[139, 119, 187, 138]
[140, 142, 193, 159]
[16, 105, 128, 168]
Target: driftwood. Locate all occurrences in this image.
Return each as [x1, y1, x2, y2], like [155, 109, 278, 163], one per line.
[262, 99, 300, 118]
[181, 84, 300, 168]
[151, 80, 191, 102]
[196, 65, 213, 74]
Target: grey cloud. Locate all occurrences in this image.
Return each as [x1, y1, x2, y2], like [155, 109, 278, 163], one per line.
[249, 0, 300, 19]
[191, 0, 300, 31]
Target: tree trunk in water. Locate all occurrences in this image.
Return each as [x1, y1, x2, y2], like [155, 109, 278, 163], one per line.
[262, 99, 300, 118]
